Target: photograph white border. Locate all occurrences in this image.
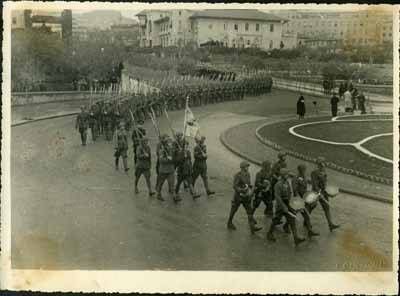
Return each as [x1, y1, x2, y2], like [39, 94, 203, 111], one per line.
[1, 2, 399, 294]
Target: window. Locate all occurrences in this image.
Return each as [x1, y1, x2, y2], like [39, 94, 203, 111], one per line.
[178, 20, 182, 31]
[224, 23, 227, 30]
[179, 11, 181, 16]
[256, 23, 260, 31]
[269, 40, 273, 49]
[247, 39, 250, 45]
[234, 24, 238, 31]
[270, 24, 274, 32]
[208, 23, 213, 30]
[245, 23, 249, 31]
[12, 17, 17, 25]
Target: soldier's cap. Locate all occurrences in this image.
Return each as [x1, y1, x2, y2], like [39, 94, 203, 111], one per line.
[200, 136, 206, 141]
[240, 161, 250, 169]
[298, 164, 307, 171]
[316, 156, 326, 165]
[261, 160, 271, 168]
[278, 151, 287, 158]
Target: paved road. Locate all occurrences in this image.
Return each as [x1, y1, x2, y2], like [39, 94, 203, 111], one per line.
[11, 91, 393, 271]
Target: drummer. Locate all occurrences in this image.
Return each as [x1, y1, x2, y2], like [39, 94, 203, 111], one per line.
[289, 164, 320, 238]
[267, 168, 306, 246]
[310, 157, 340, 232]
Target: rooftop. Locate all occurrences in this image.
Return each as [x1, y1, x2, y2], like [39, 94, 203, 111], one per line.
[190, 9, 286, 22]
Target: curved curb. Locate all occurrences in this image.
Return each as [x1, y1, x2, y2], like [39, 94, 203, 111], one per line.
[255, 119, 392, 186]
[219, 120, 392, 204]
[11, 111, 79, 127]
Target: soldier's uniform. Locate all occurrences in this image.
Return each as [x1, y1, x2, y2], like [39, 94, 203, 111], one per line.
[75, 107, 89, 146]
[175, 145, 200, 199]
[88, 111, 98, 142]
[134, 138, 155, 197]
[267, 168, 306, 246]
[103, 108, 112, 141]
[132, 122, 146, 164]
[271, 152, 288, 198]
[156, 138, 180, 202]
[310, 157, 340, 232]
[114, 123, 129, 172]
[192, 136, 215, 196]
[227, 161, 262, 234]
[252, 160, 273, 216]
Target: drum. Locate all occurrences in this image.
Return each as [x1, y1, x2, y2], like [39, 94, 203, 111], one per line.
[325, 185, 339, 197]
[289, 196, 305, 212]
[304, 191, 319, 205]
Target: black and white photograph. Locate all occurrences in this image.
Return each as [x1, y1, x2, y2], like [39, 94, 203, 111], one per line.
[1, 2, 398, 294]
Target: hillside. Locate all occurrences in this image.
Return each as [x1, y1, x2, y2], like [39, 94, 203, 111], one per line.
[73, 10, 137, 30]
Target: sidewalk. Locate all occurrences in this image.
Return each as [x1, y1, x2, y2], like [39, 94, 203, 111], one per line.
[272, 77, 393, 104]
[221, 117, 393, 203]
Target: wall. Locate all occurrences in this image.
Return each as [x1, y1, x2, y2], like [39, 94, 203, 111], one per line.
[11, 91, 106, 106]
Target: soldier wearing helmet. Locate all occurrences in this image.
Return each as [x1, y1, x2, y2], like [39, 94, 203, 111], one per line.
[282, 164, 320, 238]
[192, 136, 215, 197]
[227, 161, 262, 234]
[252, 160, 273, 218]
[267, 168, 306, 246]
[134, 137, 155, 197]
[310, 157, 340, 232]
[114, 121, 129, 172]
[270, 151, 288, 206]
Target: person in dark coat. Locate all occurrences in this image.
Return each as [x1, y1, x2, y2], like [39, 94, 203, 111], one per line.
[330, 92, 340, 117]
[296, 94, 306, 119]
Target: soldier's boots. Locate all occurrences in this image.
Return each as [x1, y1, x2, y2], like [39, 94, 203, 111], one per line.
[149, 191, 156, 197]
[123, 158, 129, 173]
[283, 222, 290, 234]
[227, 222, 237, 230]
[329, 223, 340, 232]
[115, 158, 119, 170]
[134, 186, 139, 194]
[308, 229, 320, 238]
[267, 231, 276, 242]
[173, 193, 182, 202]
[249, 216, 262, 234]
[294, 236, 306, 247]
[157, 193, 165, 201]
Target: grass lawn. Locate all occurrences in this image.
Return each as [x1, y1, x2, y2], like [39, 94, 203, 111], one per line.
[362, 135, 393, 160]
[294, 121, 393, 143]
[258, 117, 393, 179]
[336, 115, 393, 121]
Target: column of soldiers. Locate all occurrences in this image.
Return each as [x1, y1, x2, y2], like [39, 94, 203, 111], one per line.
[227, 153, 340, 247]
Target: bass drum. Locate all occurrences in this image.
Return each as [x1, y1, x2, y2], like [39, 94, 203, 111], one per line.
[325, 185, 339, 197]
[304, 191, 319, 206]
[289, 196, 305, 212]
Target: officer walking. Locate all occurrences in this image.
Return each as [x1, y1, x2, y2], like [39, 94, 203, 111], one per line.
[267, 168, 306, 246]
[330, 92, 340, 117]
[227, 161, 262, 234]
[175, 141, 200, 199]
[310, 157, 340, 232]
[192, 136, 215, 197]
[75, 106, 89, 146]
[134, 137, 155, 197]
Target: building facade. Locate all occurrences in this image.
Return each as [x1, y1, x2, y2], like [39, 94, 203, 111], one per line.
[275, 9, 392, 48]
[137, 9, 286, 50]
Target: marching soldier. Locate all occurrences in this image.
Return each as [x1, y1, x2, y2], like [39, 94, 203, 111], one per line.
[227, 161, 262, 234]
[192, 136, 215, 197]
[310, 157, 340, 232]
[156, 136, 180, 202]
[103, 105, 113, 141]
[132, 120, 146, 164]
[88, 108, 98, 142]
[271, 151, 288, 203]
[75, 106, 89, 146]
[283, 164, 319, 238]
[252, 160, 273, 217]
[175, 140, 200, 199]
[114, 122, 129, 172]
[267, 168, 306, 246]
[134, 137, 155, 197]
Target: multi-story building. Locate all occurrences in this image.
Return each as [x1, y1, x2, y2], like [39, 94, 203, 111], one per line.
[275, 9, 393, 48]
[137, 9, 287, 50]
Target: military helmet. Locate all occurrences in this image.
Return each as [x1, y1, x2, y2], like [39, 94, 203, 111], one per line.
[316, 156, 326, 165]
[261, 160, 271, 169]
[278, 151, 287, 158]
[240, 161, 250, 169]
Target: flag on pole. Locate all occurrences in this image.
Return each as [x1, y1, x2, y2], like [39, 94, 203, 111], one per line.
[183, 97, 200, 138]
